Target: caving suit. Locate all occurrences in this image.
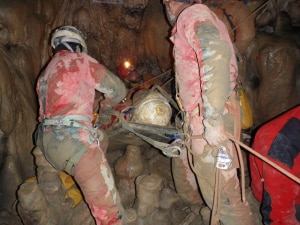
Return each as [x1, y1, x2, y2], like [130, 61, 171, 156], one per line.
[250, 105, 300, 225]
[170, 4, 254, 225]
[204, 0, 256, 55]
[35, 50, 127, 225]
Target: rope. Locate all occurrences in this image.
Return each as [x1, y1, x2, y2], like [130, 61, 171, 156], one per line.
[230, 0, 272, 33]
[234, 141, 246, 203]
[161, 77, 174, 88]
[186, 133, 246, 225]
[228, 134, 300, 184]
[189, 133, 300, 184]
[128, 69, 172, 92]
[190, 135, 300, 184]
[211, 169, 221, 225]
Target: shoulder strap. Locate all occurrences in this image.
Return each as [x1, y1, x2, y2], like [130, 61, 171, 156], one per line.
[39, 57, 61, 119]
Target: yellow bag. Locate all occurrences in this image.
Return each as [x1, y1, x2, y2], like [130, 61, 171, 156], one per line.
[65, 188, 83, 207]
[60, 172, 83, 207]
[238, 84, 253, 130]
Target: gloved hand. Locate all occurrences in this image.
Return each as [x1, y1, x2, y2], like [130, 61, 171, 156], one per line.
[204, 119, 227, 146]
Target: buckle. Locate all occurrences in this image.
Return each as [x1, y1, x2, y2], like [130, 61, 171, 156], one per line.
[55, 119, 64, 125]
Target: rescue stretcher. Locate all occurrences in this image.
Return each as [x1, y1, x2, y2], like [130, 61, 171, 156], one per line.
[99, 84, 184, 156]
[106, 120, 182, 152]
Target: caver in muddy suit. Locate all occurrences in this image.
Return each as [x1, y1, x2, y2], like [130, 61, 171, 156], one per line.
[163, 1, 254, 224]
[250, 105, 300, 225]
[35, 26, 127, 225]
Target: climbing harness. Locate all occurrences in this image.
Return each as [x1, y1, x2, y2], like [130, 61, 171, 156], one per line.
[36, 57, 98, 174]
[42, 115, 99, 173]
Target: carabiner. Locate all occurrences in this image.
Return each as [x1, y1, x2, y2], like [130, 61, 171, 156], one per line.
[163, 145, 183, 158]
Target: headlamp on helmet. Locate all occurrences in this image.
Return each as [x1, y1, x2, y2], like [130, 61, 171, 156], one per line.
[117, 61, 135, 80]
[51, 25, 87, 53]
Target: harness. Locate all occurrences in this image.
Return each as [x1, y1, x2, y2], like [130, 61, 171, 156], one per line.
[37, 57, 98, 173]
[42, 115, 98, 173]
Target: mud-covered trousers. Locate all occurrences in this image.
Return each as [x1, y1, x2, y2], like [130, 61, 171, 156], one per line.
[40, 127, 125, 225]
[179, 113, 254, 225]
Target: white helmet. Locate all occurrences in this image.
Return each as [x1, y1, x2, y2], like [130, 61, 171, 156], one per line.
[51, 25, 87, 53]
[131, 90, 172, 126]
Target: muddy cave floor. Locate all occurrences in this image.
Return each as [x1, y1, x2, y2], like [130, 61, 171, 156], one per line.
[103, 137, 263, 225]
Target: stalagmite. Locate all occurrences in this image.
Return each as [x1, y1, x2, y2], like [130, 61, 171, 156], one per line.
[135, 173, 163, 224]
[114, 144, 146, 207]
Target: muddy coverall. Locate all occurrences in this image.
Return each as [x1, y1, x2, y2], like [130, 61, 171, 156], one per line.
[204, 0, 255, 56]
[170, 4, 254, 225]
[250, 105, 300, 225]
[35, 50, 127, 225]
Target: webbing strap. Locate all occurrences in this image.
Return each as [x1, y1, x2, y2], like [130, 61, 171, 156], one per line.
[43, 115, 91, 131]
[39, 57, 61, 118]
[120, 116, 183, 158]
[150, 85, 179, 111]
[60, 115, 90, 121]
[63, 135, 95, 174]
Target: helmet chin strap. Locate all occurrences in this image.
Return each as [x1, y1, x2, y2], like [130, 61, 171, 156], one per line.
[63, 42, 75, 52]
[54, 42, 83, 54]
[169, 15, 177, 26]
[51, 25, 88, 53]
